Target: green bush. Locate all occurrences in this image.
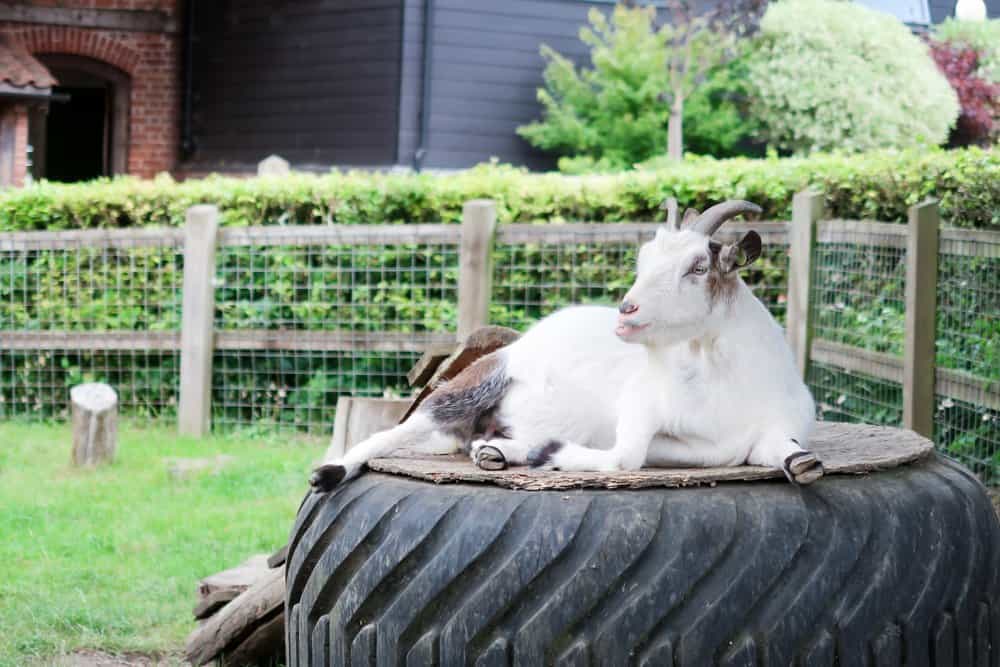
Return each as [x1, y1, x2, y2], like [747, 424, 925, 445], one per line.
[1, 148, 997, 231]
[746, 0, 959, 154]
[682, 55, 763, 158]
[935, 18, 1000, 84]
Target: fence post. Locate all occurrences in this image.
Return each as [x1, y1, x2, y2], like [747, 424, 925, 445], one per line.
[786, 189, 823, 379]
[903, 199, 939, 438]
[457, 199, 497, 341]
[178, 205, 219, 437]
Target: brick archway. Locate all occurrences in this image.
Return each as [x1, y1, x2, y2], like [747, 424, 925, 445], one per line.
[6, 25, 140, 76]
[0, 22, 177, 177]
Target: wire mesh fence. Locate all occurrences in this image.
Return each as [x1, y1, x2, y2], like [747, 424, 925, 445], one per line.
[210, 227, 461, 436]
[934, 234, 1000, 482]
[0, 231, 183, 420]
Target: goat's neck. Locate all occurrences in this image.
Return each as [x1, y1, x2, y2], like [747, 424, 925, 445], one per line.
[646, 283, 762, 369]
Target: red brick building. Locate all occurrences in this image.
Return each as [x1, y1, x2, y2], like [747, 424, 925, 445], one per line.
[0, 1, 180, 185]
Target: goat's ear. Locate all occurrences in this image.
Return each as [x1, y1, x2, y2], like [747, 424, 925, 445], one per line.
[717, 231, 762, 273]
[655, 225, 670, 244]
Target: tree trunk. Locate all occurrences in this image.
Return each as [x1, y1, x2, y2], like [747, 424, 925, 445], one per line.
[667, 95, 684, 161]
[70, 383, 118, 466]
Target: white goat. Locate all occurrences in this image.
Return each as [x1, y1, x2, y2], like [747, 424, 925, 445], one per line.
[310, 200, 822, 491]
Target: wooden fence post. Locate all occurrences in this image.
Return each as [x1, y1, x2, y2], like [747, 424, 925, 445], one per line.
[903, 199, 939, 438]
[457, 199, 497, 341]
[178, 205, 219, 437]
[786, 189, 823, 379]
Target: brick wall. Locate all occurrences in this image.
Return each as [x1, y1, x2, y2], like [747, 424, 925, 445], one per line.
[0, 0, 181, 177]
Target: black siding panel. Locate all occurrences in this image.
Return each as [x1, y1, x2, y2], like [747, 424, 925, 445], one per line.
[421, 0, 599, 170]
[189, 0, 403, 169]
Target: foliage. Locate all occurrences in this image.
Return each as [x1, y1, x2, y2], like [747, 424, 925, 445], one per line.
[928, 40, 1000, 145]
[934, 18, 1000, 84]
[745, 0, 959, 154]
[682, 54, 763, 157]
[517, 6, 671, 169]
[0, 421, 316, 665]
[1, 148, 998, 231]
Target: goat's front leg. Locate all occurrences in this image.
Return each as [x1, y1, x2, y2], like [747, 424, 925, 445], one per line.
[528, 400, 658, 472]
[747, 430, 824, 485]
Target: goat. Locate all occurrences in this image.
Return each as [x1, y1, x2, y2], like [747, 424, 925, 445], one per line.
[310, 200, 822, 492]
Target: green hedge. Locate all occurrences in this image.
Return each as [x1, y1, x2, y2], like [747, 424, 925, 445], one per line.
[1, 147, 997, 231]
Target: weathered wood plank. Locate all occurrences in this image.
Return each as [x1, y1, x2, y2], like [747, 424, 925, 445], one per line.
[0, 227, 183, 251]
[178, 206, 219, 437]
[0, 4, 178, 33]
[369, 422, 934, 491]
[217, 223, 460, 247]
[214, 329, 455, 352]
[903, 201, 940, 438]
[494, 221, 789, 246]
[0, 331, 180, 351]
[458, 200, 497, 341]
[787, 190, 823, 378]
[185, 566, 285, 666]
[406, 344, 456, 386]
[811, 338, 999, 412]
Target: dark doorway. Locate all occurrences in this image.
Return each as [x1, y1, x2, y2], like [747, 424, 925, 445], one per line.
[31, 55, 130, 182]
[46, 86, 108, 182]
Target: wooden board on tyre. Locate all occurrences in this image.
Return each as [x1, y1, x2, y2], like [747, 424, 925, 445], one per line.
[401, 325, 520, 422]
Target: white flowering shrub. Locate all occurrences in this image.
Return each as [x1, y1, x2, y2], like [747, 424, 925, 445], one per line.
[747, 0, 959, 154]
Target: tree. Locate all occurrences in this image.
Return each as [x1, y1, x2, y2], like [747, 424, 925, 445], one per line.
[517, 3, 761, 169]
[659, 0, 763, 160]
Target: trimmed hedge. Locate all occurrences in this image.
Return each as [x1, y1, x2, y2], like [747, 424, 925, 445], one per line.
[0, 147, 997, 231]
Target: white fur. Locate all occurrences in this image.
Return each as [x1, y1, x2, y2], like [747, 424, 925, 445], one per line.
[317, 226, 816, 483]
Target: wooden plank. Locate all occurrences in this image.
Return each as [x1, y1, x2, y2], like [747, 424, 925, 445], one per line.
[0, 227, 183, 251]
[457, 200, 497, 341]
[406, 344, 456, 386]
[787, 190, 823, 378]
[185, 566, 285, 667]
[178, 206, 220, 438]
[0, 331, 180, 351]
[810, 338, 904, 384]
[811, 338, 999, 412]
[324, 397, 412, 461]
[216, 223, 460, 247]
[903, 200, 940, 438]
[214, 330, 454, 352]
[818, 220, 908, 248]
[494, 221, 788, 246]
[369, 422, 934, 491]
[939, 229, 1000, 258]
[197, 555, 271, 600]
[936, 368, 1000, 413]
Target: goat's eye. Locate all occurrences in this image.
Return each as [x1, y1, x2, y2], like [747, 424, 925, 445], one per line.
[687, 262, 708, 276]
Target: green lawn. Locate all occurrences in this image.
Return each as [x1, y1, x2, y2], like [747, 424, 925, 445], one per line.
[0, 421, 321, 666]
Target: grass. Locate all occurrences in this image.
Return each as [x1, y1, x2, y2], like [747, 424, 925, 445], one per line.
[0, 420, 322, 666]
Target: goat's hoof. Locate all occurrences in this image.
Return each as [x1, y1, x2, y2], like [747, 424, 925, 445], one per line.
[310, 463, 346, 492]
[475, 445, 508, 471]
[783, 451, 824, 486]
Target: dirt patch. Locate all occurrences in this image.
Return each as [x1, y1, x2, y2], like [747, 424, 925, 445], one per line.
[41, 650, 186, 667]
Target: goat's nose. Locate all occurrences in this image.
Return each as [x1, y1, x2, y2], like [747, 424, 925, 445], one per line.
[619, 299, 638, 315]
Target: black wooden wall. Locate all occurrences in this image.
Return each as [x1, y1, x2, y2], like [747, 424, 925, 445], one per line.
[399, 0, 596, 170]
[187, 0, 403, 169]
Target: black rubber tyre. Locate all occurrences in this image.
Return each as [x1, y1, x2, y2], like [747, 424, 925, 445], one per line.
[285, 454, 1000, 666]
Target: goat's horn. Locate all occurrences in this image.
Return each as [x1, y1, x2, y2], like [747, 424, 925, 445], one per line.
[690, 200, 762, 237]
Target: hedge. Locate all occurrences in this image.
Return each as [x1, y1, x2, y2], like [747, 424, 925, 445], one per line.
[0, 147, 997, 231]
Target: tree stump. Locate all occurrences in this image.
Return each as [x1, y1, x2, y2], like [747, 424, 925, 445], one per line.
[70, 383, 119, 466]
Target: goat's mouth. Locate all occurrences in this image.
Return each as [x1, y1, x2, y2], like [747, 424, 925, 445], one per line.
[615, 320, 650, 338]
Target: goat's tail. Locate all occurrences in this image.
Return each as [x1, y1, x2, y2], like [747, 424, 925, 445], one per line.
[310, 352, 510, 492]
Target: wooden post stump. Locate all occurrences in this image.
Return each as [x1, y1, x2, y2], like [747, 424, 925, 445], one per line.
[70, 383, 119, 466]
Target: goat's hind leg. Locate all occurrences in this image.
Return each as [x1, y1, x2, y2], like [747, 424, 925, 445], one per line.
[310, 411, 459, 491]
[470, 438, 537, 470]
[747, 431, 824, 485]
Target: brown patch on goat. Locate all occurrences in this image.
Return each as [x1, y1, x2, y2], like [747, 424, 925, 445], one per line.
[422, 352, 509, 443]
